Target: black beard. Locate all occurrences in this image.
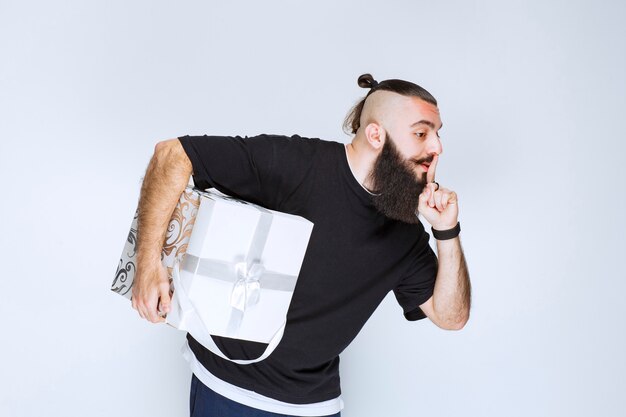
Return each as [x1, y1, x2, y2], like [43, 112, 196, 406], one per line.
[367, 134, 427, 224]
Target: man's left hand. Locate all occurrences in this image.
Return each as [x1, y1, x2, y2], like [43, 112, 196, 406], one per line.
[417, 154, 459, 230]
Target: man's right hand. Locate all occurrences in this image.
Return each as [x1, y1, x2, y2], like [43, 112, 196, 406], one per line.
[131, 258, 171, 323]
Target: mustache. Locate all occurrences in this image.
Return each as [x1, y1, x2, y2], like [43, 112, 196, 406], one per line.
[409, 155, 434, 166]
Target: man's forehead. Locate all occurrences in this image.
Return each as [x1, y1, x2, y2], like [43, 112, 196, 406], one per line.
[403, 97, 442, 129]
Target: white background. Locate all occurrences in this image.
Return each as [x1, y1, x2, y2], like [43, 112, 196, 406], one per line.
[1, 1, 625, 416]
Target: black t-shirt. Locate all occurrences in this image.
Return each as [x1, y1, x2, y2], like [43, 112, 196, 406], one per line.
[177, 134, 438, 404]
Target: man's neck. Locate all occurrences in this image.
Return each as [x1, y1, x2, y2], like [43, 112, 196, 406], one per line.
[345, 142, 377, 194]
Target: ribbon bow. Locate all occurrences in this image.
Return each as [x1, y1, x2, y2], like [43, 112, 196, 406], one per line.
[230, 261, 265, 312]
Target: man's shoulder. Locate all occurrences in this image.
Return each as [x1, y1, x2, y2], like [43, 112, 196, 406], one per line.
[249, 134, 343, 155]
[179, 133, 343, 146]
[253, 133, 341, 145]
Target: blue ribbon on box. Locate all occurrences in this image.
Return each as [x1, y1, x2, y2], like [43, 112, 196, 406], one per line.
[180, 202, 298, 336]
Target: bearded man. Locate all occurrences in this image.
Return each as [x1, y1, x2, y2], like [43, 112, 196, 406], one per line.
[130, 73, 471, 417]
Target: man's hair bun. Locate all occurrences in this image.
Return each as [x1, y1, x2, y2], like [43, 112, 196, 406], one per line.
[357, 73, 379, 89]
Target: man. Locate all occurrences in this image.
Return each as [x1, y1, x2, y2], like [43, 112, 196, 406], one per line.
[131, 74, 471, 417]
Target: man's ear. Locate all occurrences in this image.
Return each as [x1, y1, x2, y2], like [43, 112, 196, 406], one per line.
[364, 122, 386, 151]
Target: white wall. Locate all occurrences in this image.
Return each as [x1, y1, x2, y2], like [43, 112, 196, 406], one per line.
[1, 1, 624, 416]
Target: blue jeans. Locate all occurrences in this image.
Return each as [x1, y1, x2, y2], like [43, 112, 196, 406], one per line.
[190, 374, 341, 417]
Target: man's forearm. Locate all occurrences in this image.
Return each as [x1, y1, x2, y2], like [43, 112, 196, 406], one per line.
[136, 140, 193, 265]
[432, 236, 471, 329]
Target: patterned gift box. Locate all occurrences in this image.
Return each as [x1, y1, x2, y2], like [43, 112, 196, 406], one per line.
[111, 185, 201, 299]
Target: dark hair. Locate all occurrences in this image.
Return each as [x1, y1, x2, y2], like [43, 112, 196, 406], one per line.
[342, 73, 438, 135]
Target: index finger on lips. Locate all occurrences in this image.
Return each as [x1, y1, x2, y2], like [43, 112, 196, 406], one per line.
[427, 154, 438, 184]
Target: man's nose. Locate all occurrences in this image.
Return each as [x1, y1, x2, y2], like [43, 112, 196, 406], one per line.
[427, 135, 443, 156]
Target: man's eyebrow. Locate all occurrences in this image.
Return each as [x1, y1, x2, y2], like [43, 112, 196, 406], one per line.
[410, 120, 443, 131]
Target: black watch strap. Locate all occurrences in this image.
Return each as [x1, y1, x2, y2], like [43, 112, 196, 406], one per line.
[431, 222, 461, 240]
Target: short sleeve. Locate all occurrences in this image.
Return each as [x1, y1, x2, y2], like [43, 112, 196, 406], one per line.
[393, 227, 438, 321]
[177, 134, 315, 210]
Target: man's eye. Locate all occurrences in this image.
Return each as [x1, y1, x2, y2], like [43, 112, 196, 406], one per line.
[415, 132, 425, 138]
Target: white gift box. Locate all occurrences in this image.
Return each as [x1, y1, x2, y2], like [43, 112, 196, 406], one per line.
[167, 190, 314, 363]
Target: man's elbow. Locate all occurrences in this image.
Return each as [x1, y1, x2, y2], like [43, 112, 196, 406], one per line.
[439, 313, 470, 331]
[444, 320, 468, 331]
